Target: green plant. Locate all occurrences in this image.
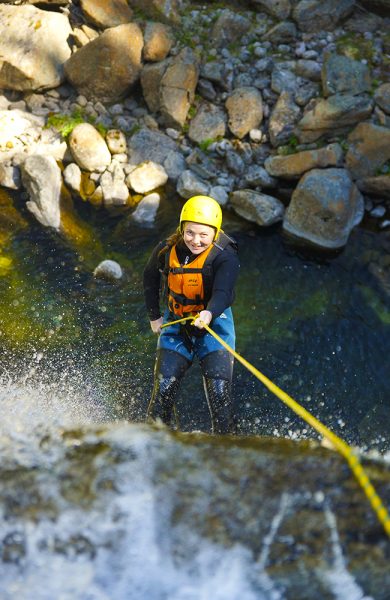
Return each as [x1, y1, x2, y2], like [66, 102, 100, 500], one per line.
[46, 109, 85, 138]
[198, 138, 215, 152]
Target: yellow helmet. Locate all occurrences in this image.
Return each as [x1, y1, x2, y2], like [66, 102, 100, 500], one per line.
[180, 195, 222, 234]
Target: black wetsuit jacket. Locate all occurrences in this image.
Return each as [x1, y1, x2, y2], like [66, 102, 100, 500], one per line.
[143, 238, 240, 322]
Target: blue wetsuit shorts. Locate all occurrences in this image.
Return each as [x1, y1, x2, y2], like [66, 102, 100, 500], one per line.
[158, 307, 235, 362]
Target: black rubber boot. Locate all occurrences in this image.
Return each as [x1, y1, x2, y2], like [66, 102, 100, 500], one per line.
[200, 350, 234, 434]
[147, 349, 190, 427]
[203, 377, 233, 434]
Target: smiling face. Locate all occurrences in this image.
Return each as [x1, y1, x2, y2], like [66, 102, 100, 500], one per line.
[182, 221, 216, 254]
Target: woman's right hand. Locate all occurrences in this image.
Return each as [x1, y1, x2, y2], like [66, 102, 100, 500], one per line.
[150, 317, 163, 335]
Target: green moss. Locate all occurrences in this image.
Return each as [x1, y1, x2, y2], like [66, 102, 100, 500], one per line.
[359, 286, 390, 325]
[46, 109, 85, 139]
[198, 138, 215, 152]
[336, 33, 374, 62]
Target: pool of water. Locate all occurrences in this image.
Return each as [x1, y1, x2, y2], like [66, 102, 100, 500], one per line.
[1, 192, 389, 450]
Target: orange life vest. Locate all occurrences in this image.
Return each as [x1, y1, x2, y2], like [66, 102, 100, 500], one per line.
[167, 244, 214, 317]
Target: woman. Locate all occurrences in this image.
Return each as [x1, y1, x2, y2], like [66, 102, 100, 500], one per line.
[143, 195, 240, 433]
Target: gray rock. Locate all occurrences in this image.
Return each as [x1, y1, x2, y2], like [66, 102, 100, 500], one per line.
[127, 128, 178, 167]
[271, 68, 297, 94]
[226, 151, 245, 176]
[212, 10, 251, 47]
[322, 54, 371, 97]
[131, 192, 160, 224]
[225, 87, 263, 139]
[269, 92, 301, 147]
[295, 81, 319, 106]
[297, 94, 373, 143]
[160, 48, 199, 129]
[163, 151, 186, 180]
[295, 60, 322, 81]
[208, 185, 229, 207]
[357, 176, 390, 200]
[63, 163, 82, 194]
[244, 165, 277, 188]
[100, 171, 129, 207]
[230, 189, 285, 226]
[197, 79, 217, 102]
[93, 259, 123, 281]
[283, 168, 364, 249]
[21, 155, 61, 229]
[0, 5, 71, 91]
[141, 59, 170, 114]
[186, 148, 219, 180]
[188, 102, 226, 144]
[293, 0, 355, 32]
[176, 170, 209, 199]
[263, 21, 297, 43]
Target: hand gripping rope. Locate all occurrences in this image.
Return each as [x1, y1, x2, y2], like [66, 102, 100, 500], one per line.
[161, 315, 390, 538]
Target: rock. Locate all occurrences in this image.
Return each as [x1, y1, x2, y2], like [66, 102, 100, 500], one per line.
[0, 110, 45, 152]
[93, 259, 123, 280]
[63, 163, 82, 194]
[243, 165, 277, 188]
[106, 130, 127, 155]
[0, 5, 71, 91]
[357, 176, 390, 200]
[211, 10, 251, 47]
[143, 22, 173, 62]
[374, 83, 390, 114]
[163, 151, 186, 180]
[176, 170, 209, 199]
[297, 94, 373, 143]
[0, 163, 21, 190]
[225, 87, 263, 139]
[269, 91, 301, 147]
[251, 0, 291, 19]
[188, 102, 226, 145]
[271, 66, 297, 94]
[126, 0, 181, 24]
[159, 48, 199, 128]
[345, 122, 390, 179]
[141, 59, 170, 114]
[128, 161, 168, 193]
[131, 192, 160, 224]
[79, 0, 133, 29]
[186, 148, 219, 180]
[69, 124, 112, 172]
[322, 54, 371, 97]
[263, 21, 297, 43]
[208, 185, 229, 207]
[295, 60, 322, 81]
[230, 189, 285, 226]
[295, 81, 319, 107]
[265, 143, 344, 179]
[292, 0, 355, 32]
[100, 170, 129, 207]
[21, 155, 61, 229]
[283, 168, 364, 249]
[127, 128, 178, 165]
[64, 23, 143, 104]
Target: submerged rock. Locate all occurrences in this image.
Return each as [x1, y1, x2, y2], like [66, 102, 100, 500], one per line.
[93, 259, 123, 280]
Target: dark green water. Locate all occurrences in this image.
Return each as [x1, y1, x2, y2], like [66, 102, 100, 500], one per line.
[1, 193, 389, 450]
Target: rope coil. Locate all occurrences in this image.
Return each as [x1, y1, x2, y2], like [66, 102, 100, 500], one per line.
[161, 314, 390, 538]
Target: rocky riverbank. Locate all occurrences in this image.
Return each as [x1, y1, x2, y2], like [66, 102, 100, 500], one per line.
[0, 0, 389, 269]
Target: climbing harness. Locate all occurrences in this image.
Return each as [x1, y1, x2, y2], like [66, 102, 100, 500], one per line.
[161, 314, 390, 538]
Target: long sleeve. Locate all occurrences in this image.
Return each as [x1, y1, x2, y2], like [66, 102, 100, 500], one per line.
[143, 242, 166, 321]
[206, 246, 240, 318]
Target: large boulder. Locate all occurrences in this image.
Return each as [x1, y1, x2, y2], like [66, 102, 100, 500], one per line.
[64, 23, 143, 104]
[297, 94, 373, 143]
[293, 0, 355, 32]
[68, 123, 112, 172]
[225, 87, 263, 139]
[265, 143, 343, 179]
[230, 189, 285, 226]
[345, 122, 390, 179]
[79, 0, 133, 29]
[283, 168, 364, 249]
[21, 155, 62, 230]
[322, 54, 371, 97]
[159, 48, 199, 128]
[0, 5, 71, 91]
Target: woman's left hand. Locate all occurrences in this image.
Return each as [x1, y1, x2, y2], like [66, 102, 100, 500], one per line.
[193, 310, 212, 329]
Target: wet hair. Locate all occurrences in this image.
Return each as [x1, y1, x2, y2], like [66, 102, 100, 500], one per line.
[158, 226, 182, 258]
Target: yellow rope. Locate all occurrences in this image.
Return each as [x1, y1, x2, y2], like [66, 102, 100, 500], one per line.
[187, 316, 390, 538]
